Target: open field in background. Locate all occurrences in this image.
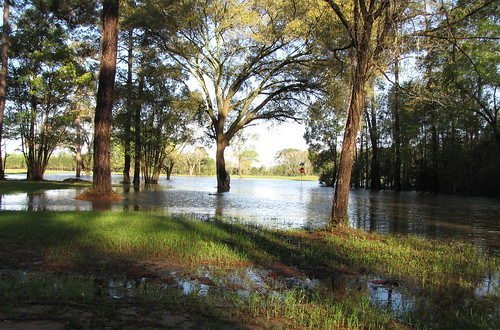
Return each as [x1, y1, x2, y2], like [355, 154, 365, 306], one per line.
[3, 169, 319, 181]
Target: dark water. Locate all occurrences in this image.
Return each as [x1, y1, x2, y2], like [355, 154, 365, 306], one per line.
[2, 173, 499, 253]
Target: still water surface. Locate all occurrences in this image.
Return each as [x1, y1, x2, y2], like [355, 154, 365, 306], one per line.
[2, 173, 499, 253]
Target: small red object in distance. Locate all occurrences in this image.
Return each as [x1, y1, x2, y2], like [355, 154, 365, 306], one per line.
[299, 167, 305, 174]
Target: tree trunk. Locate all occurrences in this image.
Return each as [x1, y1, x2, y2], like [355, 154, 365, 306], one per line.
[368, 94, 381, 189]
[0, 0, 10, 180]
[133, 76, 144, 186]
[76, 146, 82, 178]
[123, 29, 133, 184]
[331, 72, 367, 225]
[27, 163, 44, 181]
[430, 111, 439, 193]
[26, 98, 36, 179]
[332, 145, 338, 185]
[358, 130, 363, 188]
[91, 0, 119, 195]
[326, 0, 393, 227]
[393, 57, 402, 192]
[166, 160, 174, 180]
[364, 124, 370, 188]
[75, 113, 82, 178]
[216, 140, 230, 193]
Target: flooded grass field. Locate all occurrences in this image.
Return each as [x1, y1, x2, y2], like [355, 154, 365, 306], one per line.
[2, 173, 499, 254]
[0, 174, 498, 328]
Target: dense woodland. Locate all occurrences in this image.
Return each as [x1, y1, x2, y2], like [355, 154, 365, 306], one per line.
[0, 1, 497, 220]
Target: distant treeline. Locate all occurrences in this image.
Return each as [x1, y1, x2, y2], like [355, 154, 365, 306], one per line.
[4, 148, 315, 178]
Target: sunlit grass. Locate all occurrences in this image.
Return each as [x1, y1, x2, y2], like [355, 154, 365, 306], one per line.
[0, 211, 497, 328]
[238, 289, 392, 329]
[0, 211, 495, 289]
[235, 174, 319, 181]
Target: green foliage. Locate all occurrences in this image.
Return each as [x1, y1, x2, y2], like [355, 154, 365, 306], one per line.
[228, 132, 259, 176]
[6, 7, 94, 179]
[274, 148, 312, 176]
[131, 0, 327, 187]
[175, 147, 215, 176]
[4, 153, 25, 169]
[304, 95, 346, 186]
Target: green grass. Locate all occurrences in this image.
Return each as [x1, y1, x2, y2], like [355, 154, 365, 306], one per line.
[1, 180, 496, 327]
[0, 211, 497, 328]
[0, 179, 91, 194]
[0, 211, 495, 287]
[235, 174, 319, 181]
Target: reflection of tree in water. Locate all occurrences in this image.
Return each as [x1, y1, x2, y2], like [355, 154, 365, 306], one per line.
[214, 194, 223, 218]
[27, 193, 48, 211]
[387, 192, 410, 234]
[122, 184, 131, 211]
[121, 183, 170, 212]
[347, 190, 415, 234]
[304, 186, 333, 229]
[329, 269, 348, 297]
[27, 193, 35, 212]
[91, 201, 113, 211]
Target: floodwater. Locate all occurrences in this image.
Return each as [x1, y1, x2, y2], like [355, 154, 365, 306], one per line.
[4, 265, 497, 325]
[2, 173, 499, 253]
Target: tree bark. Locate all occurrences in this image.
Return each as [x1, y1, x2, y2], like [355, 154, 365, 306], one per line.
[0, 0, 10, 180]
[123, 29, 133, 184]
[364, 123, 370, 188]
[26, 98, 36, 179]
[357, 130, 363, 188]
[133, 76, 144, 186]
[75, 113, 82, 178]
[216, 139, 230, 193]
[326, 0, 398, 227]
[166, 159, 174, 180]
[331, 73, 367, 224]
[367, 93, 381, 189]
[92, 0, 119, 195]
[76, 146, 82, 177]
[393, 57, 402, 191]
[430, 111, 439, 193]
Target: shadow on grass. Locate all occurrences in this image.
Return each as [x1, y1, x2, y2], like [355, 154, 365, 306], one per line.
[0, 211, 497, 328]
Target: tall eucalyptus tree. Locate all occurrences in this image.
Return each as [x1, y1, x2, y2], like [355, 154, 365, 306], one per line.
[0, 0, 10, 179]
[324, 0, 408, 226]
[85, 0, 119, 197]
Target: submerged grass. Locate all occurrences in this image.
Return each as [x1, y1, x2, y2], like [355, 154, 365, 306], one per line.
[239, 289, 393, 329]
[0, 271, 395, 329]
[0, 211, 498, 328]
